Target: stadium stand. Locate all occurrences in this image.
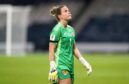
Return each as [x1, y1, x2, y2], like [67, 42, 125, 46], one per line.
[77, 14, 129, 42]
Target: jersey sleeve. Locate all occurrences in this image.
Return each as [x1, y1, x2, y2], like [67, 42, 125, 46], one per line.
[49, 28, 61, 43]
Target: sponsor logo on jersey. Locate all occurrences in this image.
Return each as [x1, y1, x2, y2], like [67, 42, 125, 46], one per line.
[50, 34, 55, 41]
[63, 32, 75, 37]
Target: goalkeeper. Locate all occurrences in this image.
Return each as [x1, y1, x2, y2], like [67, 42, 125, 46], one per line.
[48, 5, 92, 84]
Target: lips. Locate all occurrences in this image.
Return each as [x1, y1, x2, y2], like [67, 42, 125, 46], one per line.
[69, 14, 71, 17]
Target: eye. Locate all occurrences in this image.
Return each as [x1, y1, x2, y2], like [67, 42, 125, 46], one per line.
[64, 9, 68, 12]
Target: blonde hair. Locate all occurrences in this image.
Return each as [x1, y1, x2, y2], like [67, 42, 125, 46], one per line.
[50, 5, 65, 21]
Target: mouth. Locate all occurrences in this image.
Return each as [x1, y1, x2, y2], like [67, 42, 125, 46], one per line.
[69, 13, 72, 17]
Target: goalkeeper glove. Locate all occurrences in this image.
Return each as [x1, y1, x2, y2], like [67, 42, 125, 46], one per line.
[79, 56, 92, 76]
[48, 61, 58, 83]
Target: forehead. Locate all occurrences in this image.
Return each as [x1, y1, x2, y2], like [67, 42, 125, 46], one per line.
[61, 6, 69, 11]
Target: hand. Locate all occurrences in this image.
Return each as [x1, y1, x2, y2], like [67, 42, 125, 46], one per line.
[86, 64, 92, 76]
[48, 69, 58, 83]
[48, 61, 58, 83]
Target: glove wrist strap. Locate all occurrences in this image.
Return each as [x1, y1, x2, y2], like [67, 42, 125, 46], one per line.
[79, 56, 90, 69]
[50, 61, 56, 70]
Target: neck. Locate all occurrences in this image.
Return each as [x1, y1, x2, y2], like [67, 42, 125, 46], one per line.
[60, 20, 68, 27]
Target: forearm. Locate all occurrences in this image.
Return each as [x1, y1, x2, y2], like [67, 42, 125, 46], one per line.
[74, 45, 90, 67]
[49, 51, 56, 69]
[49, 50, 55, 61]
[49, 43, 57, 69]
[74, 44, 82, 59]
[49, 43, 56, 61]
[48, 43, 58, 82]
[74, 44, 92, 75]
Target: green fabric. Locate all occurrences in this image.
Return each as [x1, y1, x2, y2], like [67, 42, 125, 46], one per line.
[52, 68, 74, 84]
[57, 69, 74, 84]
[50, 22, 75, 83]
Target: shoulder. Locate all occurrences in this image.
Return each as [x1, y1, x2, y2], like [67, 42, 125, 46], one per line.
[50, 23, 62, 36]
[52, 23, 62, 32]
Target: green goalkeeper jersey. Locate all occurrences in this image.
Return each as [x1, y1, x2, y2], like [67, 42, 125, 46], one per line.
[50, 22, 76, 70]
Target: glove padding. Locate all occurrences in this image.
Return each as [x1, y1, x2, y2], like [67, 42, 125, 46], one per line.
[48, 61, 58, 83]
[48, 69, 58, 83]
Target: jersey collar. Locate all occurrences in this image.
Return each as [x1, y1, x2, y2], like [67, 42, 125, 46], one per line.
[58, 22, 69, 29]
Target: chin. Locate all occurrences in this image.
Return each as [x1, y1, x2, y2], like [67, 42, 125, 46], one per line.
[68, 17, 72, 20]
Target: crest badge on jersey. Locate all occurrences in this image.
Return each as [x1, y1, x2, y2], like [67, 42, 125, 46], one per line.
[62, 70, 68, 75]
[50, 34, 55, 41]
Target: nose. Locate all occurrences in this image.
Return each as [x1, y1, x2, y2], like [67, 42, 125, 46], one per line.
[68, 10, 70, 13]
[68, 10, 71, 14]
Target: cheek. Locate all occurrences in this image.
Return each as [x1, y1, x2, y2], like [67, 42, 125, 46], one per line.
[60, 14, 66, 19]
[62, 13, 67, 17]
[63, 14, 70, 19]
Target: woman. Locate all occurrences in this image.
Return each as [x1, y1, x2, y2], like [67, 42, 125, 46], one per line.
[48, 5, 92, 84]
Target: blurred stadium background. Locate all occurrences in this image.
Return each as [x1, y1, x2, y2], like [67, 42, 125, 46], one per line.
[0, 0, 129, 84]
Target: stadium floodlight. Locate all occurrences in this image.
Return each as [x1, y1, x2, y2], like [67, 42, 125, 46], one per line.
[0, 5, 31, 56]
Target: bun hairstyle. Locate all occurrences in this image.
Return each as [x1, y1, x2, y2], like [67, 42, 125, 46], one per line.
[50, 5, 65, 21]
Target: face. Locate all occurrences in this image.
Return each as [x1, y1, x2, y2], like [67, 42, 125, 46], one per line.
[58, 6, 72, 21]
